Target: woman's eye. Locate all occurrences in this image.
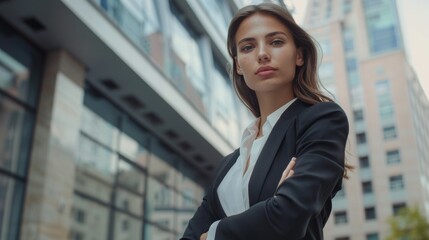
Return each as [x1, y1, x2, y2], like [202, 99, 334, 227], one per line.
[272, 40, 284, 46]
[240, 45, 254, 52]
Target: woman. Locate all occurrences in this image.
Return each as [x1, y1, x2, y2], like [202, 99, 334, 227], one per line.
[181, 3, 350, 240]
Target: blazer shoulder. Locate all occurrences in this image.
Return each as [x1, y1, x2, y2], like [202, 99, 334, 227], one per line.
[297, 101, 348, 131]
[299, 101, 347, 119]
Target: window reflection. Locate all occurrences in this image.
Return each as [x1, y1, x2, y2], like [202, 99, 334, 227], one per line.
[146, 177, 178, 232]
[177, 161, 204, 203]
[0, 94, 33, 176]
[363, 0, 401, 54]
[75, 84, 205, 239]
[170, 10, 207, 114]
[76, 134, 117, 202]
[93, 0, 164, 68]
[0, 175, 23, 240]
[199, 0, 233, 36]
[211, 62, 240, 145]
[81, 107, 119, 150]
[115, 159, 145, 216]
[119, 116, 149, 168]
[148, 140, 177, 187]
[113, 211, 142, 240]
[70, 194, 109, 240]
[0, 49, 30, 101]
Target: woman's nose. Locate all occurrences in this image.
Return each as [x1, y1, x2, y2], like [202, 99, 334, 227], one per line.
[258, 47, 270, 63]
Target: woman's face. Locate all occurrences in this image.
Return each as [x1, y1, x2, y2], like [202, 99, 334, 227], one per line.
[235, 13, 303, 98]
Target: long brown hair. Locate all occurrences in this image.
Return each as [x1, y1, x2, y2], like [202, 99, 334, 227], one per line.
[227, 3, 353, 178]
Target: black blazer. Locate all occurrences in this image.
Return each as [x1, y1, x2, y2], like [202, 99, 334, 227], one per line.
[181, 99, 349, 240]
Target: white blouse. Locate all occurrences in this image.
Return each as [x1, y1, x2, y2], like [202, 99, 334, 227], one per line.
[206, 98, 297, 240]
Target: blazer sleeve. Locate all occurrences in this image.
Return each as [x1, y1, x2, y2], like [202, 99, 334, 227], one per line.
[215, 102, 349, 239]
[180, 193, 217, 240]
[181, 150, 239, 240]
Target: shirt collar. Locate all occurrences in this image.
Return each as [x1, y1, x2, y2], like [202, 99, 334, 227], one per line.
[241, 98, 297, 141]
[265, 98, 297, 130]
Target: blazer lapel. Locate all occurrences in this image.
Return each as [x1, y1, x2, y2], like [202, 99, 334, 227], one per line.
[213, 149, 240, 190]
[211, 149, 239, 218]
[248, 100, 308, 205]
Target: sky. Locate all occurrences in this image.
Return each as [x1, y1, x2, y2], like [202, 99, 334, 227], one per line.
[291, 0, 429, 98]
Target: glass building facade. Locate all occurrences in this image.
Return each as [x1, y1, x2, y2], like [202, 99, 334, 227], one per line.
[0, 18, 43, 240]
[303, 0, 429, 239]
[0, 0, 293, 239]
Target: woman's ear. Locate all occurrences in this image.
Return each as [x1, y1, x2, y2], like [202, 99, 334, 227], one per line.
[296, 48, 304, 66]
[235, 57, 243, 75]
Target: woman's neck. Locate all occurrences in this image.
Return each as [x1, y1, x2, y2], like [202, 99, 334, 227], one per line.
[257, 93, 294, 137]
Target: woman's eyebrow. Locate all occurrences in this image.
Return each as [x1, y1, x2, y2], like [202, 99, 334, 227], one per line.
[237, 31, 289, 45]
[237, 37, 255, 45]
[266, 31, 288, 38]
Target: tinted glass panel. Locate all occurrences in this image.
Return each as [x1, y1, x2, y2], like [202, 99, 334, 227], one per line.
[0, 94, 33, 176]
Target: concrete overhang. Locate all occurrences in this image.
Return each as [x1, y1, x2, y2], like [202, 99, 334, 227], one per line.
[0, 0, 234, 181]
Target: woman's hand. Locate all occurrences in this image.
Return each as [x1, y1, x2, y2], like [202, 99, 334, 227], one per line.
[277, 157, 296, 188]
[200, 232, 208, 240]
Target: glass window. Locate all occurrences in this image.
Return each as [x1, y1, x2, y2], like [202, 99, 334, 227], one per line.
[392, 202, 406, 215]
[76, 134, 117, 202]
[81, 107, 119, 150]
[362, 181, 373, 194]
[375, 80, 390, 94]
[72, 207, 86, 224]
[383, 126, 397, 140]
[0, 49, 30, 101]
[146, 177, 179, 233]
[115, 159, 145, 216]
[93, 0, 164, 68]
[0, 23, 43, 107]
[325, 0, 332, 18]
[343, 38, 354, 52]
[356, 132, 367, 144]
[70, 194, 109, 240]
[148, 140, 178, 187]
[359, 156, 370, 169]
[170, 9, 207, 114]
[386, 150, 400, 164]
[115, 187, 144, 216]
[117, 159, 145, 195]
[0, 175, 24, 240]
[354, 109, 364, 121]
[363, 0, 401, 54]
[389, 175, 404, 190]
[342, 25, 354, 53]
[199, 0, 233, 37]
[210, 61, 240, 145]
[119, 117, 150, 168]
[0, 19, 41, 240]
[113, 211, 143, 240]
[334, 211, 348, 224]
[0, 94, 34, 176]
[379, 104, 394, 120]
[177, 160, 204, 203]
[366, 233, 379, 240]
[346, 58, 357, 72]
[351, 85, 364, 104]
[365, 206, 377, 220]
[343, 0, 352, 14]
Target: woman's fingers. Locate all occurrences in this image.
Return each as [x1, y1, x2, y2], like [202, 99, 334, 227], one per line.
[277, 157, 296, 188]
[200, 232, 208, 240]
